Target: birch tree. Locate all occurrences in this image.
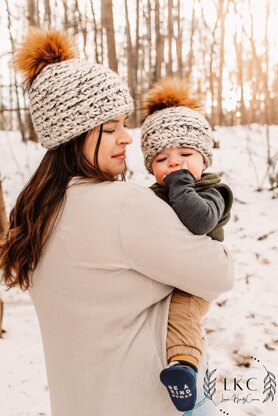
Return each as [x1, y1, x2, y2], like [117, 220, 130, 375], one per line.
[101, 0, 118, 72]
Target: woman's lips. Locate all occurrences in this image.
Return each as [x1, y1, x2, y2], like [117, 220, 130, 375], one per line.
[112, 152, 126, 160]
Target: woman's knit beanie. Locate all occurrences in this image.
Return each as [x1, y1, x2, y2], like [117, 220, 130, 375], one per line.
[13, 28, 134, 149]
[141, 78, 213, 174]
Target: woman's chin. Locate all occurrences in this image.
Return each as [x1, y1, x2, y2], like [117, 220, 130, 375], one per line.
[105, 166, 125, 177]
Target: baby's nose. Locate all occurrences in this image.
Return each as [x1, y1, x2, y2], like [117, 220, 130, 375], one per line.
[168, 158, 181, 167]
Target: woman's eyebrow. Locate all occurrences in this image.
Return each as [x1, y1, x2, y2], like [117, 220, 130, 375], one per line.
[104, 116, 129, 125]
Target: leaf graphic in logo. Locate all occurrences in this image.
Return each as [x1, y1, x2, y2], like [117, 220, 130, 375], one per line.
[203, 368, 217, 404]
[263, 367, 276, 403]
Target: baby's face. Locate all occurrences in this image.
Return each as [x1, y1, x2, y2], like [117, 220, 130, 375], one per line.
[152, 147, 205, 185]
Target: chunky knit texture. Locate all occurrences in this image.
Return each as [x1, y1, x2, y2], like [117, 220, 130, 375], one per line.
[141, 106, 213, 174]
[29, 59, 133, 148]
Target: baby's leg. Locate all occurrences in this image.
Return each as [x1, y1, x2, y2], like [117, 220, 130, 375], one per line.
[160, 289, 210, 412]
[166, 289, 211, 369]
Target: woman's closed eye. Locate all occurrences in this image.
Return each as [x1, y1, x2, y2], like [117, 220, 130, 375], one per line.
[103, 124, 128, 133]
[103, 129, 115, 134]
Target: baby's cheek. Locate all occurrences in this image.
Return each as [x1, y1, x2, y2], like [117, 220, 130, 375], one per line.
[157, 173, 165, 185]
[152, 166, 161, 183]
[156, 170, 167, 185]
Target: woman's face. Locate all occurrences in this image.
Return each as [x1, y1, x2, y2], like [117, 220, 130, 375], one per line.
[83, 114, 133, 177]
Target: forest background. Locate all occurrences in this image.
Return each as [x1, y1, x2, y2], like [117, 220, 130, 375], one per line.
[1, 0, 277, 136]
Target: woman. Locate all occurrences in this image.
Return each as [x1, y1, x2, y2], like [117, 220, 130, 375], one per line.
[0, 29, 234, 415]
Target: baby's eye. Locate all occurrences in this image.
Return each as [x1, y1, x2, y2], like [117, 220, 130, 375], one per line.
[181, 153, 192, 157]
[156, 157, 166, 163]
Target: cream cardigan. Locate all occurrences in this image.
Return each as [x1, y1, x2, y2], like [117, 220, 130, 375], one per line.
[29, 180, 234, 415]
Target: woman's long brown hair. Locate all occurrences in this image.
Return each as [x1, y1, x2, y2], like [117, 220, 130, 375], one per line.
[0, 128, 123, 291]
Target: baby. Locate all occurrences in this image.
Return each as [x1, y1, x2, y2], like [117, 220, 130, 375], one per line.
[141, 78, 233, 412]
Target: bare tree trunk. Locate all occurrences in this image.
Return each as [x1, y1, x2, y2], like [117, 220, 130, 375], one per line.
[5, 0, 27, 141]
[125, 1, 133, 82]
[124, 0, 136, 126]
[0, 87, 4, 130]
[167, 0, 173, 76]
[247, 0, 265, 123]
[0, 179, 8, 235]
[0, 297, 4, 338]
[146, 0, 153, 86]
[199, 5, 214, 122]
[27, 0, 37, 26]
[215, 0, 229, 126]
[155, 0, 163, 80]
[9, 72, 14, 130]
[74, 0, 87, 58]
[135, 0, 140, 79]
[264, 0, 273, 189]
[264, 0, 271, 125]
[208, 12, 218, 128]
[101, 0, 118, 72]
[134, 0, 140, 126]
[90, 0, 98, 62]
[63, 0, 69, 29]
[186, 0, 196, 80]
[44, 0, 51, 28]
[176, 0, 183, 77]
[233, 32, 246, 124]
[72, 0, 79, 34]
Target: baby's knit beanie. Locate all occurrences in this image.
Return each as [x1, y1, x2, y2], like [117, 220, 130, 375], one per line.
[13, 28, 134, 149]
[141, 78, 213, 174]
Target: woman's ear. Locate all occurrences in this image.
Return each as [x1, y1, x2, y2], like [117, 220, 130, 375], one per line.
[86, 128, 94, 139]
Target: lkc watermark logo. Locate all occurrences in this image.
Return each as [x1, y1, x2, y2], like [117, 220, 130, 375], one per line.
[203, 355, 276, 414]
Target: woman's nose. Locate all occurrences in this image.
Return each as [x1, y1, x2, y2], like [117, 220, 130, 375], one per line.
[119, 131, 133, 145]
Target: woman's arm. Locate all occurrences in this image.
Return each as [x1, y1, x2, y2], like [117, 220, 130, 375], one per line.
[119, 184, 234, 301]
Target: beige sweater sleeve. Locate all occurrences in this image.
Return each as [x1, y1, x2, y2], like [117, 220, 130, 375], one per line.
[119, 185, 234, 301]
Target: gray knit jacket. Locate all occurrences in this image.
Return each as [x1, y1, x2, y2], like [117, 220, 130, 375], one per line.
[150, 169, 233, 242]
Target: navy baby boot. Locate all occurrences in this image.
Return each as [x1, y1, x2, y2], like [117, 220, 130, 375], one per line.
[160, 361, 197, 412]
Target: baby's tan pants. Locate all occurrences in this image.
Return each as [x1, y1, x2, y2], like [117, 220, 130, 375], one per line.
[166, 288, 211, 366]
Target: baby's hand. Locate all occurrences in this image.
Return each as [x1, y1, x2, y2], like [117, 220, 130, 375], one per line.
[181, 160, 188, 171]
[163, 161, 189, 181]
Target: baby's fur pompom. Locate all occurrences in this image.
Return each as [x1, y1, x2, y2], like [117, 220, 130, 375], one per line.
[142, 78, 201, 118]
[13, 28, 77, 88]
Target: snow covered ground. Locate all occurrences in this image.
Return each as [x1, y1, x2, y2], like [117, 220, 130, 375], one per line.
[0, 125, 278, 416]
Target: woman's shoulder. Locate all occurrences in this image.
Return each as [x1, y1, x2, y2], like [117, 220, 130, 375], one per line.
[118, 180, 178, 220]
[67, 178, 157, 206]
[109, 181, 162, 208]
[100, 181, 171, 215]
[113, 180, 153, 194]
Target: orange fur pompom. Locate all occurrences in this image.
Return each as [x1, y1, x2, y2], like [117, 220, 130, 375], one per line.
[13, 28, 77, 88]
[142, 78, 201, 118]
